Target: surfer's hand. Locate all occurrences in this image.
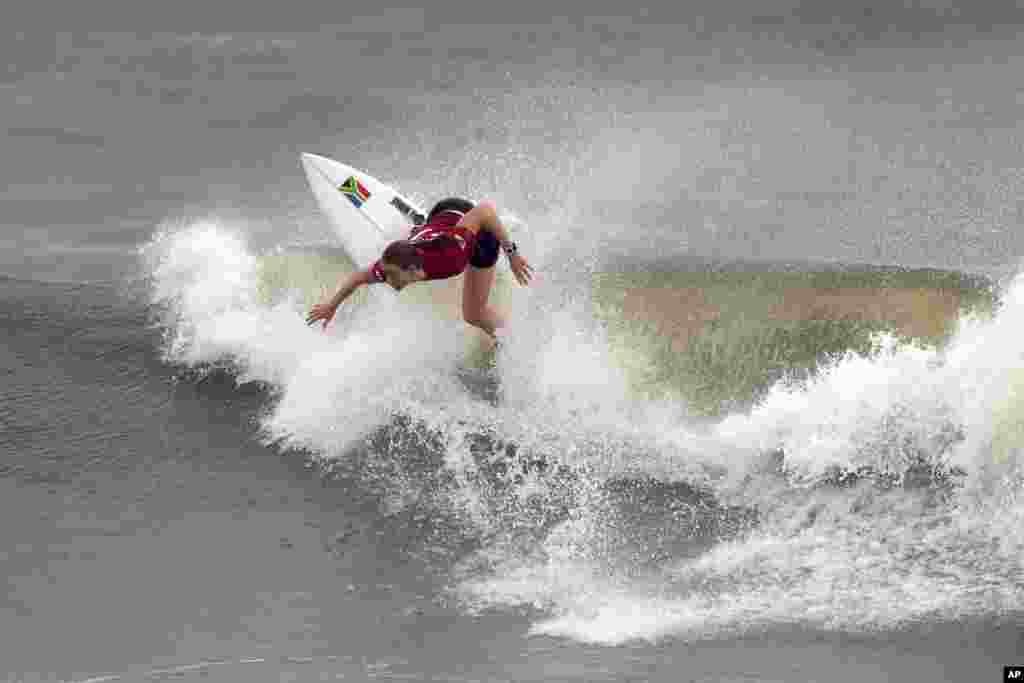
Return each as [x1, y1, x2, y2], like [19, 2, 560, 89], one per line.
[306, 302, 338, 330]
[509, 254, 534, 286]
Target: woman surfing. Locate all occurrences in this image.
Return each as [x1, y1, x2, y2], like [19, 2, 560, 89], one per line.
[305, 198, 534, 339]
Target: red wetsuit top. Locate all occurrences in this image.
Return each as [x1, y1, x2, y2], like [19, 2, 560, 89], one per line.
[368, 209, 477, 284]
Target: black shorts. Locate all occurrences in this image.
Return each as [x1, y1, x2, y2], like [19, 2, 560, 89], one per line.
[427, 197, 499, 269]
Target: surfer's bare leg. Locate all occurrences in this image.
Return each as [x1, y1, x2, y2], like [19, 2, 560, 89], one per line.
[463, 263, 504, 338]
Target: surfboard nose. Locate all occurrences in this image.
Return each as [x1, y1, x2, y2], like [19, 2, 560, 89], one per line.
[300, 152, 331, 176]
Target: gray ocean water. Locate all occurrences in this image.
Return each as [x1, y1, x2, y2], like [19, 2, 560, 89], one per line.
[3, 3, 1024, 681]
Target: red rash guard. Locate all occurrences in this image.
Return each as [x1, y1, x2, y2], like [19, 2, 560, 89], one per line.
[369, 209, 477, 283]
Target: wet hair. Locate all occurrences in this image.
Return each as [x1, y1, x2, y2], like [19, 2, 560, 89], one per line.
[381, 240, 423, 271]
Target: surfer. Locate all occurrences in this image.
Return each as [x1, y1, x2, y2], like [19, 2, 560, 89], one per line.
[305, 198, 533, 339]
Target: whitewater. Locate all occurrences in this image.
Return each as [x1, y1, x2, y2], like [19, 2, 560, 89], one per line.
[140, 208, 1024, 647]
[5, 10, 1024, 681]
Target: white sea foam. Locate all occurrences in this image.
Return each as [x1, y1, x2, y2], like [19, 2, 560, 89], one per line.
[462, 276, 1024, 645]
[142, 214, 1024, 648]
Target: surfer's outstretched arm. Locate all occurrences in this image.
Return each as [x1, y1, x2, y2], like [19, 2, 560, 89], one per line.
[306, 269, 371, 329]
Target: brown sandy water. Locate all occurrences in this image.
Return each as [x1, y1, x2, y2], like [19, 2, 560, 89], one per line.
[2, 259, 1018, 683]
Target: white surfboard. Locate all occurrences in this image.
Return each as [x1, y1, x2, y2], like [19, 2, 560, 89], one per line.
[300, 153, 427, 267]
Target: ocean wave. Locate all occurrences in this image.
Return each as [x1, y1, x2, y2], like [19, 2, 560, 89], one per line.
[141, 215, 1023, 645]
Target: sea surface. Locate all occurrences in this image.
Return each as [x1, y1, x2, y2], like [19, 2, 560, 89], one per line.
[3, 4, 1024, 681]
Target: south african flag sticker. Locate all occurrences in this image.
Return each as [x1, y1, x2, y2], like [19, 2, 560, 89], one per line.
[339, 176, 371, 208]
